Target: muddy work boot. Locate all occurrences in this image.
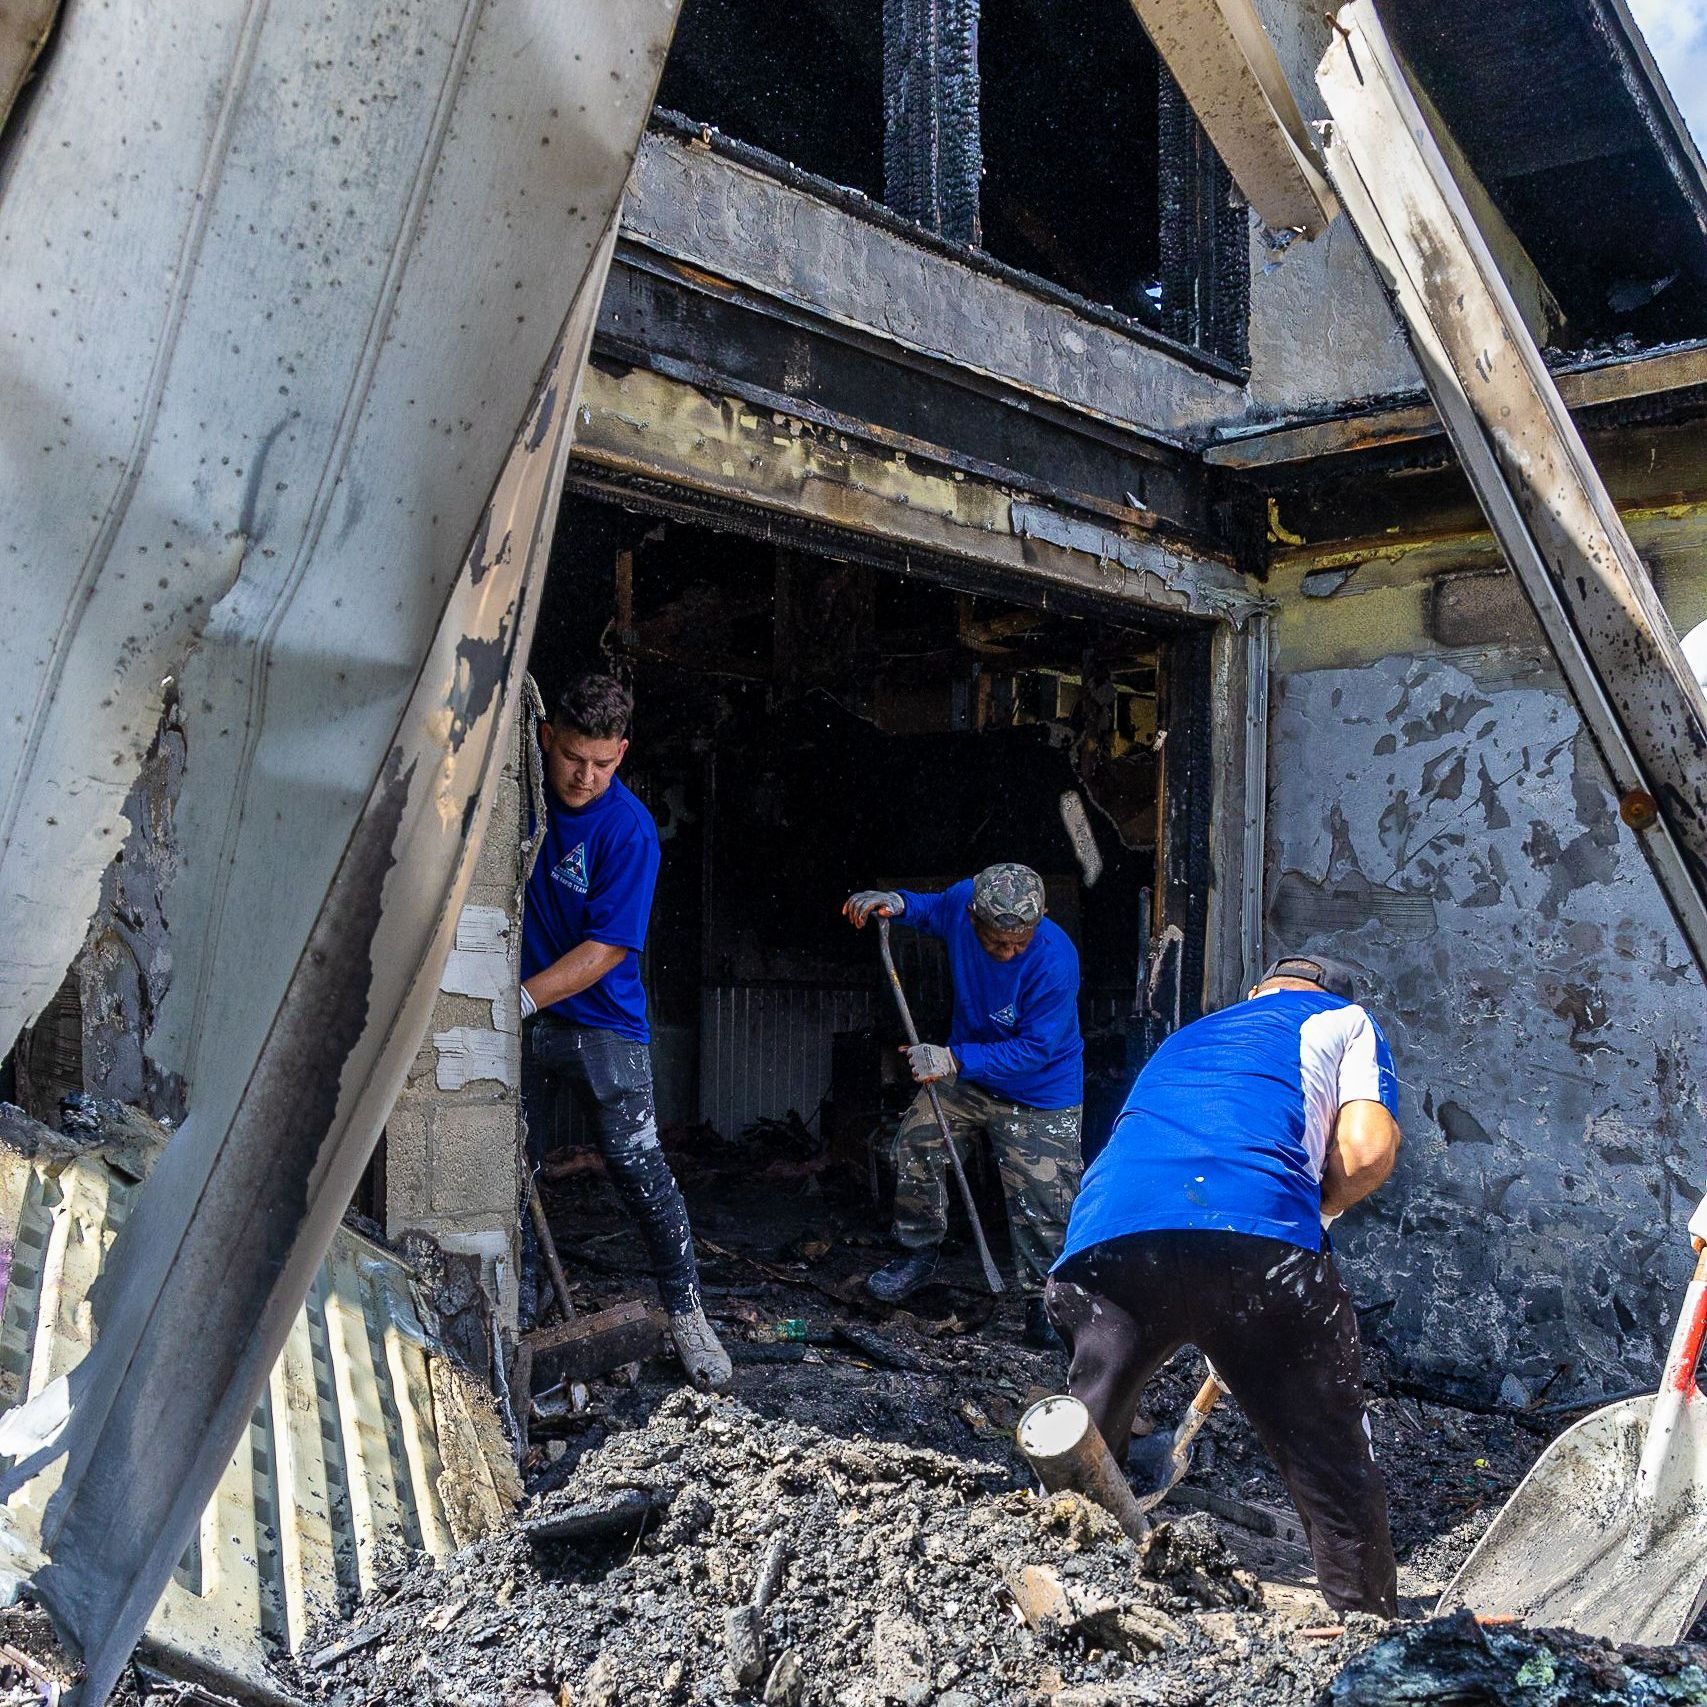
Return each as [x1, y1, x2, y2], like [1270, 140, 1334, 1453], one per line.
[668, 1305, 733, 1393]
[1024, 1295, 1064, 1351]
[866, 1247, 940, 1305]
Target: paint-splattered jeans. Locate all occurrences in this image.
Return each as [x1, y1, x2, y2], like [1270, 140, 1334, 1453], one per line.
[891, 1079, 1083, 1293]
[1046, 1230, 1397, 1615]
[522, 1017, 702, 1315]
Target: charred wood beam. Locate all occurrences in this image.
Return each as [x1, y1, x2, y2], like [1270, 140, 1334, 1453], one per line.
[882, 0, 981, 244]
[594, 256, 1214, 541]
[1205, 341, 1707, 472]
[1123, 0, 1335, 237]
[1158, 624, 1215, 1022]
[524, 1301, 664, 1388]
[1318, 0, 1707, 977]
[1157, 65, 1248, 370]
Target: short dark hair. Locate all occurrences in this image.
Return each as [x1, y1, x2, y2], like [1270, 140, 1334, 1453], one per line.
[552, 672, 632, 741]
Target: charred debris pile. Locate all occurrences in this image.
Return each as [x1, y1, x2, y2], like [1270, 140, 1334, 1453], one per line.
[279, 1382, 1707, 1707]
[284, 1387, 1312, 1707]
[266, 1131, 1609, 1707]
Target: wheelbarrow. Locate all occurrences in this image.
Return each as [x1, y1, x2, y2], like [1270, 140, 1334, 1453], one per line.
[1438, 1249, 1707, 1642]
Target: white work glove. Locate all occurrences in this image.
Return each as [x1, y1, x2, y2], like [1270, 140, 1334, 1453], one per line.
[844, 890, 904, 928]
[905, 1042, 958, 1084]
[519, 985, 538, 1020]
[1689, 1191, 1707, 1253]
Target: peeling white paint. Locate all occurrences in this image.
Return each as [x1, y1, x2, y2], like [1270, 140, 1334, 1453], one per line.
[431, 1027, 516, 1092]
[440, 905, 514, 1008]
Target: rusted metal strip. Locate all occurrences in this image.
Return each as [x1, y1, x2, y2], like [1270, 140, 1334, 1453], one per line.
[1316, 0, 1707, 975]
[1124, 0, 1336, 236]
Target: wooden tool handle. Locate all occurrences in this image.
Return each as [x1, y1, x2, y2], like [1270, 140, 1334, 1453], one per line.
[1189, 1373, 1223, 1416]
[878, 919, 1005, 1295]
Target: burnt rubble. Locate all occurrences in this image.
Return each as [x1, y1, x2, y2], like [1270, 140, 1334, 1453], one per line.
[281, 1388, 1354, 1707]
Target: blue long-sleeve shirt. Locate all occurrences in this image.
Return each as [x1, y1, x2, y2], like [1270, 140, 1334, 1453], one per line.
[893, 880, 1083, 1110]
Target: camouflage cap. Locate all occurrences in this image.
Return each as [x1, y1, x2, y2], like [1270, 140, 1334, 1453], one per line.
[972, 863, 1046, 929]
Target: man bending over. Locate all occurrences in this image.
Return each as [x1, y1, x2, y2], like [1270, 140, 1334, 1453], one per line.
[1047, 953, 1402, 1615]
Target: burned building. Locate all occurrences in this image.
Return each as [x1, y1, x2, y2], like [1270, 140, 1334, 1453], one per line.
[7, 1, 1707, 1680]
[9, 0, 1707, 1405]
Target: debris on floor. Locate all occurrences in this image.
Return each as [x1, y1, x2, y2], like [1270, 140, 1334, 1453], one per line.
[246, 1122, 1585, 1704]
[1328, 1609, 1707, 1705]
[283, 1388, 1352, 1707]
[0, 1098, 519, 1701]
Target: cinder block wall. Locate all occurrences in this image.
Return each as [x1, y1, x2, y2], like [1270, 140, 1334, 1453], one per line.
[1264, 550, 1707, 1401]
[384, 722, 525, 1323]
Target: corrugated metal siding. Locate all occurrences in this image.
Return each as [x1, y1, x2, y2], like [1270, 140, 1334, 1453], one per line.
[700, 986, 879, 1137]
[0, 1140, 516, 1696]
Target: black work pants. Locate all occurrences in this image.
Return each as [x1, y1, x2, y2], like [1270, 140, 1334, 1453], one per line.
[522, 1017, 702, 1315]
[1045, 1230, 1397, 1616]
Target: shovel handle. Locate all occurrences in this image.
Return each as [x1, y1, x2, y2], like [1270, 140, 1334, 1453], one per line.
[1664, 1249, 1707, 1395]
[877, 919, 1006, 1295]
[1171, 1373, 1223, 1458]
[1637, 1248, 1707, 1500]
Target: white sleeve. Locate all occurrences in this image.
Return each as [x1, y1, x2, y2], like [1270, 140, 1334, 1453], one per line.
[1336, 1006, 1396, 1111]
[1298, 1003, 1399, 1180]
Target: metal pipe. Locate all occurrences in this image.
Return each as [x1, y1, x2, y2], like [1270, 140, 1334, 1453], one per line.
[1016, 1394, 1149, 1540]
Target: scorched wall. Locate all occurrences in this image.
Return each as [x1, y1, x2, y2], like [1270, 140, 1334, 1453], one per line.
[1265, 551, 1707, 1403]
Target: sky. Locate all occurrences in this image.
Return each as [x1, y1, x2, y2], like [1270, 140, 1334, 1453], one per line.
[1628, 0, 1707, 156]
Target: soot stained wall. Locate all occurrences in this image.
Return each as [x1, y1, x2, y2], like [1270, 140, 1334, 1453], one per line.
[1265, 570, 1707, 1403]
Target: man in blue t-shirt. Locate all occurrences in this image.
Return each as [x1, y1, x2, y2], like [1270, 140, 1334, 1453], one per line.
[519, 672, 729, 1392]
[843, 863, 1084, 1346]
[1045, 953, 1403, 1615]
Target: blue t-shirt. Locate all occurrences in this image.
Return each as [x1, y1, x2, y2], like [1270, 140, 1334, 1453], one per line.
[894, 881, 1083, 1111]
[1057, 989, 1399, 1263]
[520, 773, 660, 1043]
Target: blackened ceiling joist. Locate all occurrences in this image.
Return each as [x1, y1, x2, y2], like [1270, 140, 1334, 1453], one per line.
[883, 0, 981, 244]
[1379, 0, 1707, 346]
[595, 245, 1217, 542]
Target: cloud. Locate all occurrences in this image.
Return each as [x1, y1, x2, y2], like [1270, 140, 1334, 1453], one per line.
[1627, 0, 1707, 155]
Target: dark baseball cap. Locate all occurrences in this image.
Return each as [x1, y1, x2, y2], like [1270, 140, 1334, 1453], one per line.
[1261, 954, 1356, 1000]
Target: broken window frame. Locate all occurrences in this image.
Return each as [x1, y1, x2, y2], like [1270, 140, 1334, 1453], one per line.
[648, 0, 1255, 372]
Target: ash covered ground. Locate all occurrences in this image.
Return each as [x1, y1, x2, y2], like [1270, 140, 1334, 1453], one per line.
[276, 1129, 1688, 1707]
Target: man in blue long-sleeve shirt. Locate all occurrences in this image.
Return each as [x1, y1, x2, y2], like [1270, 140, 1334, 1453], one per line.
[843, 863, 1084, 1344]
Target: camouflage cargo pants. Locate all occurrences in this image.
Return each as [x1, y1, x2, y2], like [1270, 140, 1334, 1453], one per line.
[891, 1079, 1083, 1292]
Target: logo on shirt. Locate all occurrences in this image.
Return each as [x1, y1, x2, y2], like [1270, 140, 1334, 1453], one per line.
[991, 1003, 1019, 1029]
[551, 843, 588, 894]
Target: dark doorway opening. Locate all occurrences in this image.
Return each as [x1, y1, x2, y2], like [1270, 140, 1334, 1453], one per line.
[527, 490, 1214, 1167]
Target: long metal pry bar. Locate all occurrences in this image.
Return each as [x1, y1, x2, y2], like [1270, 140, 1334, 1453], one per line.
[877, 918, 1004, 1294]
